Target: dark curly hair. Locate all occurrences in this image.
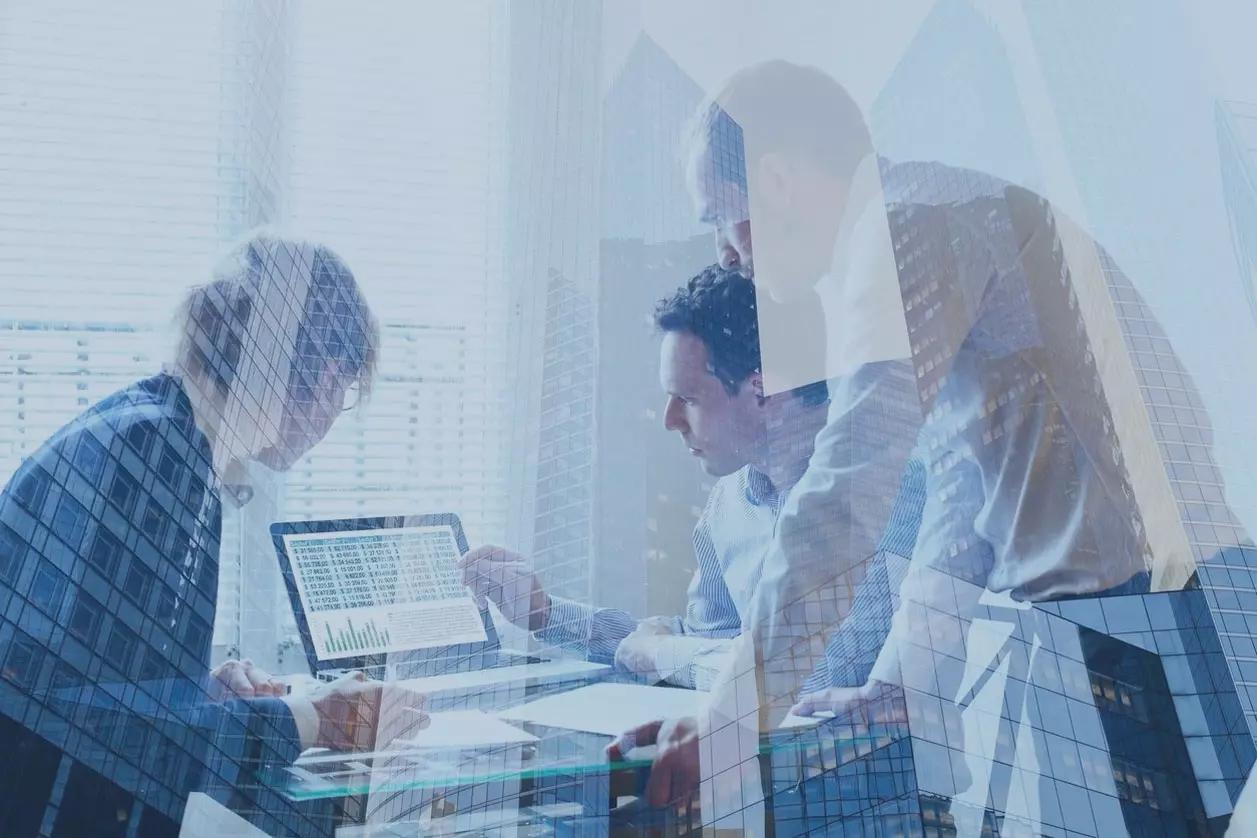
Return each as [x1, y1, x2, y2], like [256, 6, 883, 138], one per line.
[654, 264, 828, 407]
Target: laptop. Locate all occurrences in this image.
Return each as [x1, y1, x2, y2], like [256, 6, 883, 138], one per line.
[270, 513, 608, 689]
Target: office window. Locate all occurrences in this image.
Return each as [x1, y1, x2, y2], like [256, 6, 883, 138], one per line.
[104, 624, 138, 671]
[48, 664, 84, 719]
[108, 470, 139, 517]
[87, 528, 124, 577]
[3, 631, 45, 692]
[71, 435, 106, 482]
[67, 593, 104, 642]
[0, 525, 27, 585]
[122, 563, 154, 607]
[29, 561, 68, 616]
[12, 464, 50, 514]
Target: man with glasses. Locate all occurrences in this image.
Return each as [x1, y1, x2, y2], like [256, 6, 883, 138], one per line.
[0, 232, 425, 836]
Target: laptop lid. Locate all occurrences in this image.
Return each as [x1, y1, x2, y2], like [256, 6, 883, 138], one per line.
[270, 513, 501, 676]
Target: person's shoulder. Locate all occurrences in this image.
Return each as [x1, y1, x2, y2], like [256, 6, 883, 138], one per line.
[7, 374, 199, 489]
[879, 157, 1023, 209]
[65, 374, 195, 448]
[699, 467, 750, 516]
[717, 466, 752, 497]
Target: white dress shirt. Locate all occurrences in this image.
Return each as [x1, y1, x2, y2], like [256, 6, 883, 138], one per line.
[696, 157, 1156, 830]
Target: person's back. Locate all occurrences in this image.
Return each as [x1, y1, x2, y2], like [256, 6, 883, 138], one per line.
[0, 373, 298, 834]
[0, 231, 389, 837]
[879, 158, 1152, 597]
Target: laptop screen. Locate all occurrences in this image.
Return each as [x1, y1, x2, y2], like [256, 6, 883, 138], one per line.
[281, 523, 488, 662]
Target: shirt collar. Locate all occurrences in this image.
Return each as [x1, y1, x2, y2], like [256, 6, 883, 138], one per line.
[829, 153, 885, 273]
[814, 153, 912, 378]
[745, 467, 780, 507]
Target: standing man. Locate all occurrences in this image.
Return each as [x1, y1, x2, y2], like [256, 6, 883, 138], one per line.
[611, 61, 1164, 835]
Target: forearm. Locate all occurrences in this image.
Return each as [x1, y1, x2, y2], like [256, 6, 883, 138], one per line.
[280, 695, 320, 751]
[535, 595, 637, 664]
[649, 635, 732, 690]
[803, 549, 906, 691]
[866, 552, 988, 692]
[750, 360, 921, 726]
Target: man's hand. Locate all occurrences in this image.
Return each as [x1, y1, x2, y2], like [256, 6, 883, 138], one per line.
[309, 672, 428, 752]
[209, 659, 287, 701]
[459, 545, 549, 631]
[791, 681, 907, 725]
[613, 621, 674, 681]
[607, 716, 700, 809]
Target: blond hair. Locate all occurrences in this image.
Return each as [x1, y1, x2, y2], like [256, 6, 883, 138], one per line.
[175, 231, 380, 412]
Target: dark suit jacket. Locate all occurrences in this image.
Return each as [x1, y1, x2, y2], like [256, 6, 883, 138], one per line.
[0, 373, 315, 835]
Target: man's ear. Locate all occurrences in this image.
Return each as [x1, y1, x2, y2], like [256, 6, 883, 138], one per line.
[748, 370, 767, 406]
[755, 153, 792, 211]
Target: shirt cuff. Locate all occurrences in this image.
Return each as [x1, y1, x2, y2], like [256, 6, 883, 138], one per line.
[687, 641, 735, 691]
[535, 596, 595, 647]
[281, 696, 320, 751]
[654, 635, 731, 690]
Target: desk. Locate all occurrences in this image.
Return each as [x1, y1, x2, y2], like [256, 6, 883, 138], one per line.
[264, 678, 911, 836]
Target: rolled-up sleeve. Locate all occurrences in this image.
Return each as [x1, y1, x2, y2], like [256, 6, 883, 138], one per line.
[536, 497, 742, 667]
[536, 596, 638, 664]
[745, 358, 923, 724]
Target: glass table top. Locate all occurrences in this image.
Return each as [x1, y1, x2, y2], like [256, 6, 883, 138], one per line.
[269, 675, 909, 802]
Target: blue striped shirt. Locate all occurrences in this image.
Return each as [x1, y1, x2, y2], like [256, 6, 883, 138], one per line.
[539, 456, 927, 690]
[540, 466, 784, 688]
[801, 456, 925, 693]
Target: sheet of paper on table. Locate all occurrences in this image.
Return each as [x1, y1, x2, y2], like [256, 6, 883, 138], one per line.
[394, 659, 610, 695]
[180, 793, 271, 837]
[496, 683, 702, 736]
[390, 709, 538, 749]
[777, 710, 836, 729]
[497, 683, 839, 736]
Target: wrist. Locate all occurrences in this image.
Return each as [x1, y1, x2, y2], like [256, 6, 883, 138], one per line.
[281, 696, 320, 751]
[530, 593, 551, 632]
[313, 697, 366, 752]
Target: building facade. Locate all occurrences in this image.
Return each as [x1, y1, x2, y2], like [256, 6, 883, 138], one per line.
[1217, 101, 1257, 330]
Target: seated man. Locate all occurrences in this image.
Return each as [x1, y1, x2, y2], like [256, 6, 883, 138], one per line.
[462, 265, 831, 688]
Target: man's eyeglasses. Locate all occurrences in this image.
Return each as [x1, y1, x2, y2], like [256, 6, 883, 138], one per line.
[342, 383, 361, 413]
[287, 379, 360, 413]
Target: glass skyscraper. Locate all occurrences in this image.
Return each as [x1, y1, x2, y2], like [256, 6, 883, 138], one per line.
[502, 0, 604, 611]
[3, 2, 1256, 835]
[685, 3, 1257, 832]
[1218, 101, 1257, 329]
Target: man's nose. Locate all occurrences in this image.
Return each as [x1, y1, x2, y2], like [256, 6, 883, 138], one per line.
[662, 397, 686, 432]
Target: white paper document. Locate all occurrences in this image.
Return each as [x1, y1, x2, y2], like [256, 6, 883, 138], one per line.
[395, 659, 610, 695]
[496, 683, 704, 737]
[390, 710, 538, 749]
[777, 710, 835, 729]
[180, 793, 270, 837]
[496, 682, 839, 736]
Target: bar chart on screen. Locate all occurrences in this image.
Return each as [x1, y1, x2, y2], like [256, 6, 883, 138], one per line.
[322, 616, 392, 655]
[284, 524, 489, 660]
